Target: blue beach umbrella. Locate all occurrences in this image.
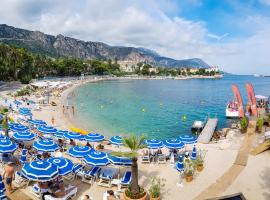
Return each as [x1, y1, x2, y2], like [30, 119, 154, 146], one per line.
[55, 130, 68, 138]
[164, 139, 184, 149]
[13, 131, 35, 141]
[33, 139, 59, 152]
[85, 133, 105, 142]
[145, 139, 163, 149]
[14, 100, 22, 106]
[110, 136, 123, 145]
[47, 157, 73, 176]
[176, 155, 184, 172]
[179, 134, 197, 144]
[83, 150, 109, 166]
[0, 135, 7, 140]
[9, 123, 29, 132]
[64, 132, 84, 140]
[0, 175, 7, 200]
[108, 155, 132, 166]
[37, 126, 57, 134]
[28, 119, 47, 127]
[22, 160, 59, 182]
[68, 146, 92, 158]
[191, 145, 197, 160]
[0, 139, 17, 153]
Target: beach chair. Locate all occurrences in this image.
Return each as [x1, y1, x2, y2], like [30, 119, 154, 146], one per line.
[72, 164, 84, 179]
[120, 171, 132, 188]
[13, 171, 29, 188]
[44, 185, 77, 200]
[31, 183, 40, 198]
[82, 166, 101, 185]
[98, 168, 117, 188]
[141, 151, 151, 164]
[157, 154, 166, 164]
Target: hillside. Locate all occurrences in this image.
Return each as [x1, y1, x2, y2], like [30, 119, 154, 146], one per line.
[0, 24, 209, 68]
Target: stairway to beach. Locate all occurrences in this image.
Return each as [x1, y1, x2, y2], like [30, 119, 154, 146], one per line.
[194, 121, 256, 200]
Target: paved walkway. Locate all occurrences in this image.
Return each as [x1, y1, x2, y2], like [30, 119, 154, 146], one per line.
[194, 121, 256, 200]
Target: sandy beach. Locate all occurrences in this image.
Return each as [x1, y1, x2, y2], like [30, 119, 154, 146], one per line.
[0, 78, 270, 200]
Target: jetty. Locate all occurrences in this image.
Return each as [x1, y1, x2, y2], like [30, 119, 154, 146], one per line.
[198, 118, 218, 143]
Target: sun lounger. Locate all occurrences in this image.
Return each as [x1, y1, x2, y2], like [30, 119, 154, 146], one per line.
[13, 171, 29, 188]
[141, 155, 151, 164]
[44, 185, 77, 200]
[120, 171, 131, 188]
[157, 154, 166, 164]
[98, 168, 117, 187]
[82, 166, 101, 185]
[72, 164, 84, 179]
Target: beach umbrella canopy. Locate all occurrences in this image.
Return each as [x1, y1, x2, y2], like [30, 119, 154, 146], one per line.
[55, 130, 68, 138]
[164, 139, 184, 149]
[0, 135, 7, 140]
[108, 155, 132, 166]
[19, 108, 32, 116]
[37, 126, 57, 134]
[13, 131, 35, 141]
[64, 132, 84, 140]
[47, 157, 73, 176]
[9, 123, 29, 132]
[22, 160, 59, 182]
[0, 175, 7, 200]
[85, 133, 105, 142]
[83, 150, 109, 166]
[191, 145, 197, 160]
[33, 139, 59, 152]
[14, 100, 22, 106]
[145, 139, 163, 149]
[28, 119, 47, 127]
[176, 155, 184, 172]
[179, 134, 197, 144]
[0, 139, 17, 153]
[68, 146, 92, 158]
[110, 136, 123, 145]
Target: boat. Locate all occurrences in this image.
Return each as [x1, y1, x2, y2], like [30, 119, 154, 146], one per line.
[191, 120, 205, 133]
[226, 102, 239, 118]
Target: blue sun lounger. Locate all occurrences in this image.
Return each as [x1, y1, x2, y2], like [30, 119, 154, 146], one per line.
[98, 168, 117, 187]
[82, 166, 101, 185]
[120, 171, 132, 188]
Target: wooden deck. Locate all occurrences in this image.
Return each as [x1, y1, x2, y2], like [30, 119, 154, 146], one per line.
[198, 118, 218, 144]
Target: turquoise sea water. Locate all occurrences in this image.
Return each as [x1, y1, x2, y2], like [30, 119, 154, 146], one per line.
[70, 75, 270, 139]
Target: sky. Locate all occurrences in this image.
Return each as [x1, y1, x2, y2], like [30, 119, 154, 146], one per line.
[0, 0, 270, 74]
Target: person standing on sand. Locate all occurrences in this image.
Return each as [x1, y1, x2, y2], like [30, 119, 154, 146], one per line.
[71, 106, 75, 116]
[62, 105, 65, 114]
[3, 162, 15, 194]
[51, 116, 55, 125]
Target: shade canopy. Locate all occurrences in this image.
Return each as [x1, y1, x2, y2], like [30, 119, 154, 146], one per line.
[47, 157, 73, 176]
[83, 150, 109, 166]
[9, 123, 29, 132]
[13, 131, 35, 141]
[28, 119, 47, 126]
[110, 136, 123, 145]
[68, 146, 92, 158]
[179, 134, 197, 144]
[164, 139, 184, 149]
[64, 132, 84, 140]
[37, 126, 57, 134]
[108, 155, 132, 166]
[145, 139, 163, 149]
[85, 133, 104, 142]
[0, 139, 17, 153]
[55, 130, 68, 138]
[22, 160, 59, 182]
[33, 139, 59, 152]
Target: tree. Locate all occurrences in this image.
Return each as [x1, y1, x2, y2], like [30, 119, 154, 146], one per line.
[2, 114, 9, 138]
[112, 134, 146, 197]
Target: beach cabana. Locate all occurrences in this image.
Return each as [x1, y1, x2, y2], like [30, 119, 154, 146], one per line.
[176, 155, 184, 172]
[0, 175, 7, 200]
[13, 131, 35, 141]
[83, 151, 109, 166]
[64, 132, 84, 140]
[110, 136, 123, 146]
[85, 133, 105, 142]
[37, 126, 57, 134]
[179, 134, 197, 145]
[47, 157, 73, 176]
[164, 139, 184, 149]
[145, 139, 163, 149]
[22, 160, 59, 182]
[9, 123, 29, 132]
[0, 139, 17, 153]
[33, 139, 59, 152]
[68, 146, 92, 158]
[28, 119, 47, 127]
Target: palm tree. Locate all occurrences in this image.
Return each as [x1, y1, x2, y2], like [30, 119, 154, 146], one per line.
[112, 134, 146, 196]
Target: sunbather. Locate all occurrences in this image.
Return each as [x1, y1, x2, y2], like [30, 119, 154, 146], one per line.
[49, 185, 76, 198]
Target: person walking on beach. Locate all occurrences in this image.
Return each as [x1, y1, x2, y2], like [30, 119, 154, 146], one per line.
[51, 116, 55, 125]
[62, 105, 65, 114]
[3, 162, 15, 194]
[71, 106, 75, 116]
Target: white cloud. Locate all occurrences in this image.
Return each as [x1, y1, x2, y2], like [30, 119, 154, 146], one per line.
[0, 0, 269, 74]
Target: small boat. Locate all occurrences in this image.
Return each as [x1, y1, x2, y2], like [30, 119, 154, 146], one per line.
[191, 120, 204, 133]
[226, 102, 239, 118]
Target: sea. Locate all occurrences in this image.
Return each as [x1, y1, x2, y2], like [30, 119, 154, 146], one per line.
[69, 75, 270, 139]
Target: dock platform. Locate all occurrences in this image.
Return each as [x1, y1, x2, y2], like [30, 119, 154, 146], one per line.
[198, 118, 218, 143]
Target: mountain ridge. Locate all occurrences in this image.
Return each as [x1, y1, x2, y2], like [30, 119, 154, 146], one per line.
[0, 24, 210, 68]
